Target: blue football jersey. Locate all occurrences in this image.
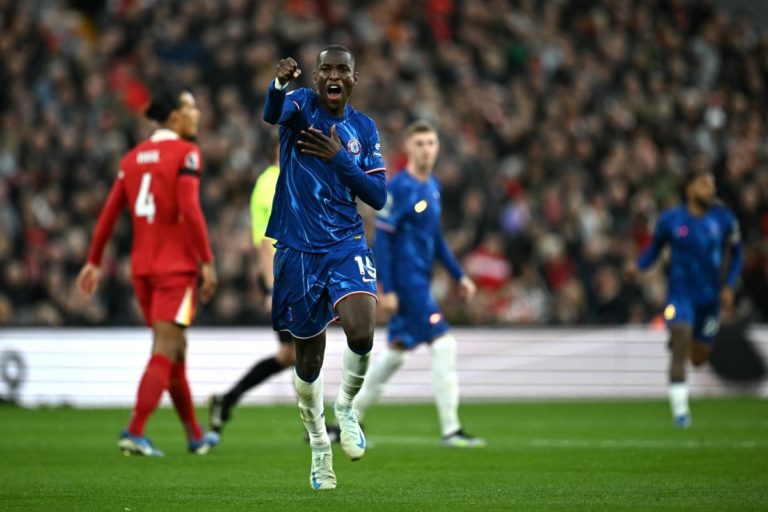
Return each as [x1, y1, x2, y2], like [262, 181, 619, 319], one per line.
[638, 204, 743, 304]
[375, 171, 463, 295]
[263, 83, 387, 252]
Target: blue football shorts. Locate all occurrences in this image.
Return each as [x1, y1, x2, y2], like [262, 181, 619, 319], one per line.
[388, 291, 450, 350]
[271, 242, 378, 339]
[663, 296, 721, 344]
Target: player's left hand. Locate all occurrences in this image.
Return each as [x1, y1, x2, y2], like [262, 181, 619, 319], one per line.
[298, 125, 342, 162]
[76, 263, 102, 299]
[199, 262, 218, 304]
[720, 287, 735, 313]
[459, 276, 477, 302]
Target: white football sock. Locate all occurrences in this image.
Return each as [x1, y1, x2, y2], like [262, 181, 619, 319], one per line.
[668, 382, 690, 418]
[294, 369, 330, 450]
[353, 347, 407, 419]
[335, 346, 370, 409]
[431, 333, 461, 437]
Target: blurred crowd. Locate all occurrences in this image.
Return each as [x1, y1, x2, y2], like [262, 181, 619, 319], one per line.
[1, 0, 768, 327]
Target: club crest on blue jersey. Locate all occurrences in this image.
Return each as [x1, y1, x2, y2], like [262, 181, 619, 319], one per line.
[675, 225, 688, 238]
[347, 138, 362, 155]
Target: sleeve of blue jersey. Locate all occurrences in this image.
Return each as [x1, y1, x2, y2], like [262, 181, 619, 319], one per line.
[374, 178, 401, 233]
[330, 149, 387, 209]
[359, 115, 386, 174]
[374, 179, 399, 292]
[435, 230, 464, 281]
[374, 226, 396, 293]
[263, 82, 305, 127]
[637, 211, 669, 270]
[725, 210, 744, 288]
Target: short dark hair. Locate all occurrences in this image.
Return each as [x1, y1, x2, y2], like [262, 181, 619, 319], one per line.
[684, 169, 713, 188]
[316, 45, 355, 67]
[680, 168, 714, 200]
[404, 119, 438, 139]
[145, 85, 186, 122]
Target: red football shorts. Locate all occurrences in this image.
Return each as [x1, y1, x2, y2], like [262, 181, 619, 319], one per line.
[133, 273, 198, 327]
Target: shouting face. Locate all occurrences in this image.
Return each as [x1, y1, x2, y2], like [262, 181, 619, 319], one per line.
[313, 49, 357, 116]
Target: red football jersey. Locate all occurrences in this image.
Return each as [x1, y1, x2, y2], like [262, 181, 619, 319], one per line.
[87, 129, 213, 276]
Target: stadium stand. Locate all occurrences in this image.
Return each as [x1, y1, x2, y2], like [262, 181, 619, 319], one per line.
[0, 0, 767, 327]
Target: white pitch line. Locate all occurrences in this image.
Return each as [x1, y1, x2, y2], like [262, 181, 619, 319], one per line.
[369, 436, 768, 449]
[529, 438, 767, 449]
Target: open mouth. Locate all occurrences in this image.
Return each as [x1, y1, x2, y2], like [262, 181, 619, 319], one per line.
[327, 84, 343, 101]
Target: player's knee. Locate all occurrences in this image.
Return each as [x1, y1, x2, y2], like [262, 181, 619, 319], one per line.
[151, 323, 186, 362]
[296, 354, 323, 382]
[345, 323, 374, 354]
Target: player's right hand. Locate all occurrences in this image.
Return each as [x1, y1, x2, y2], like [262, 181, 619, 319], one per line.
[380, 292, 399, 316]
[275, 57, 301, 86]
[199, 262, 218, 304]
[76, 263, 102, 299]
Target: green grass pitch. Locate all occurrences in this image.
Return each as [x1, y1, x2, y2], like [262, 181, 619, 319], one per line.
[1, 399, 767, 511]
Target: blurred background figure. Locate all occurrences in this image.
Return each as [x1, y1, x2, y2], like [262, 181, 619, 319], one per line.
[76, 85, 219, 456]
[354, 120, 484, 448]
[627, 170, 743, 427]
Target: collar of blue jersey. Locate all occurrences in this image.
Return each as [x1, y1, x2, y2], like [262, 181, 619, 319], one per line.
[149, 128, 180, 142]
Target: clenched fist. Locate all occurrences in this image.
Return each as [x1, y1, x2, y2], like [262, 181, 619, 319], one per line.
[275, 57, 302, 86]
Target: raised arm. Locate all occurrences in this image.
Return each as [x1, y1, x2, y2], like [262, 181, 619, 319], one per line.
[263, 57, 302, 125]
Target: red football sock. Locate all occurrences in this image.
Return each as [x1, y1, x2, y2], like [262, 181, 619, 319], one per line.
[168, 360, 203, 441]
[127, 354, 172, 436]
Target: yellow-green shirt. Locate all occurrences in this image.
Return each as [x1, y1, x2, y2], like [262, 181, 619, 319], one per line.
[250, 165, 279, 247]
